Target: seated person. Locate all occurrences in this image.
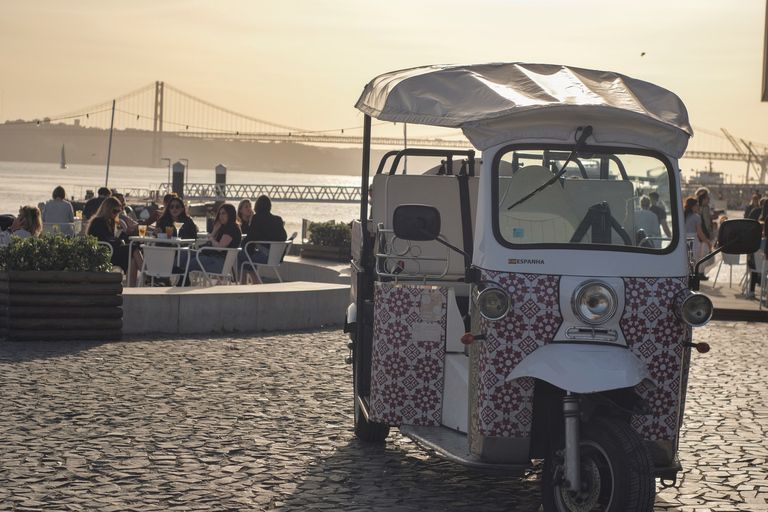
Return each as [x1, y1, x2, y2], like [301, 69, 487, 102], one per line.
[0, 205, 42, 245]
[155, 196, 198, 239]
[86, 197, 143, 287]
[180, 203, 241, 285]
[239, 195, 286, 265]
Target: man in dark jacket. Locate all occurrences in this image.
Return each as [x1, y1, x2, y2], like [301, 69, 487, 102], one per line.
[239, 195, 287, 268]
[82, 187, 111, 221]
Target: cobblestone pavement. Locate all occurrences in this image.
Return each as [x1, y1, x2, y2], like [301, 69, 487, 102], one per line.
[0, 321, 766, 511]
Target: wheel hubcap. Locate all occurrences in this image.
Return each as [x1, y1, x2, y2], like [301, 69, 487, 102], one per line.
[558, 455, 601, 512]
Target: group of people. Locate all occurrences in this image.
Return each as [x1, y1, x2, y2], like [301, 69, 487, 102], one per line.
[84, 190, 286, 287]
[3, 186, 287, 287]
[634, 191, 671, 247]
[743, 192, 768, 299]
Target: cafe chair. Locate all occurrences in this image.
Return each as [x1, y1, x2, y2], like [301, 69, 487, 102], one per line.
[712, 252, 741, 289]
[190, 246, 241, 286]
[139, 245, 190, 287]
[42, 222, 78, 237]
[239, 232, 297, 284]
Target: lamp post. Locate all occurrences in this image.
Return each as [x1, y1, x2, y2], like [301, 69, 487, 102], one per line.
[180, 158, 189, 185]
[161, 158, 171, 190]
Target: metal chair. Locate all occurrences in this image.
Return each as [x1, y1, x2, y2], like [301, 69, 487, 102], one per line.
[713, 252, 741, 289]
[42, 222, 77, 237]
[239, 232, 297, 284]
[189, 246, 241, 286]
[139, 245, 190, 287]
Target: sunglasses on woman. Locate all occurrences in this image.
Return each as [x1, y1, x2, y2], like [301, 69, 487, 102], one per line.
[169, 204, 183, 210]
[112, 209, 121, 215]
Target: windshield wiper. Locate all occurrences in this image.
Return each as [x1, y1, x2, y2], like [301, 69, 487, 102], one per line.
[506, 125, 593, 210]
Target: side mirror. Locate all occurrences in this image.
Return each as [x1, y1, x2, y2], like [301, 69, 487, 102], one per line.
[392, 205, 441, 241]
[717, 219, 762, 255]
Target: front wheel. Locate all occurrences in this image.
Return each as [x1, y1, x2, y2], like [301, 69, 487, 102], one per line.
[542, 416, 655, 512]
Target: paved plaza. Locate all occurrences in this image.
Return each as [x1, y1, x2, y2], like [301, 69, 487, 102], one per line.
[0, 321, 766, 511]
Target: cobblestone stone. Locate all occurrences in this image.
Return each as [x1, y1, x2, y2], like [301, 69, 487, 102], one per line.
[0, 321, 766, 510]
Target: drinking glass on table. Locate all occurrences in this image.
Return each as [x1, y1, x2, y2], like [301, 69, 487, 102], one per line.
[166, 226, 174, 238]
[138, 225, 146, 237]
[174, 222, 183, 238]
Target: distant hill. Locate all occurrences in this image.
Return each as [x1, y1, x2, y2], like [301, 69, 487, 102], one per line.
[0, 122, 387, 175]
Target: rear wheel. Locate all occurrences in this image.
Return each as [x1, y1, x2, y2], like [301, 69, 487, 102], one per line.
[353, 343, 389, 442]
[542, 416, 655, 512]
[353, 392, 390, 442]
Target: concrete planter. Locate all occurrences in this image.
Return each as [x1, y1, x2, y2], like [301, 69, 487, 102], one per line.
[0, 270, 123, 341]
[300, 244, 351, 262]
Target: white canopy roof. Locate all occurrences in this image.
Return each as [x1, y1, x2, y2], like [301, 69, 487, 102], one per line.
[355, 63, 693, 158]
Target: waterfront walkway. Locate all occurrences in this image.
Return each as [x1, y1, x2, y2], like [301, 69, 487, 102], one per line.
[1, 322, 766, 511]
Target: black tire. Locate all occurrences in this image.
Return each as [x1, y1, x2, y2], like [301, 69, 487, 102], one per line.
[353, 394, 390, 442]
[542, 416, 655, 512]
[353, 349, 390, 442]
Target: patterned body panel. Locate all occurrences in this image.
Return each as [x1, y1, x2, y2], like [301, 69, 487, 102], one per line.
[369, 283, 447, 426]
[369, 274, 691, 451]
[622, 277, 690, 442]
[474, 272, 689, 446]
[475, 271, 562, 438]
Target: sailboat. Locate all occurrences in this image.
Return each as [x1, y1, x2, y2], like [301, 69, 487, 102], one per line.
[60, 144, 67, 169]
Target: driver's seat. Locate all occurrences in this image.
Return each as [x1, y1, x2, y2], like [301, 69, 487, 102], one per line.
[498, 165, 581, 244]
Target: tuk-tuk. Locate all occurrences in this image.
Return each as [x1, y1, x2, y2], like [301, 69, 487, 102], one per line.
[344, 63, 761, 512]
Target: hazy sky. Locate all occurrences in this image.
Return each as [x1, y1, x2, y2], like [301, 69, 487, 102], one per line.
[2, 0, 768, 160]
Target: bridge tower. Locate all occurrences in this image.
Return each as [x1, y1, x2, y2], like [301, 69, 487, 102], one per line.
[151, 81, 164, 167]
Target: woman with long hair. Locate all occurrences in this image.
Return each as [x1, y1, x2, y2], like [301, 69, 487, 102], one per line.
[181, 203, 241, 285]
[746, 198, 768, 299]
[155, 196, 198, 240]
[86, 197, 143, 287]
[0, 205, 42, 245]
[683, 196, 710, 275]
[237, 198, 253, 232]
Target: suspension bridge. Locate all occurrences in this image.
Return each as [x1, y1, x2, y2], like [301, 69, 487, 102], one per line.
[2, 80, 768, 185]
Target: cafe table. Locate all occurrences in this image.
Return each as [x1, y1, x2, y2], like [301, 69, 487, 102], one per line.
[126, 236, 197, 286]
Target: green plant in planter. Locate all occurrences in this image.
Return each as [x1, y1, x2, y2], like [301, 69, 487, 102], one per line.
[307, 220, 351, 248]
[0, 232, 113, 272]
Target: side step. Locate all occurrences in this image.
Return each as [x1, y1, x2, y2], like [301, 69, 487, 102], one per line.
[399, 424, 530, 476]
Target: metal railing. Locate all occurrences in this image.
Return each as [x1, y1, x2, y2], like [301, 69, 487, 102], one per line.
[156, 183, 362, 203]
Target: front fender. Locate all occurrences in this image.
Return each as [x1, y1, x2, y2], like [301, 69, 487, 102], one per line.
[506, 344, 656, 393]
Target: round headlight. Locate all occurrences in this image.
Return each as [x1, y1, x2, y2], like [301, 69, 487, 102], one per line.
[474, 286, 511, 321]
[676, 290, 713, 327]
[572, 280, 618, 325]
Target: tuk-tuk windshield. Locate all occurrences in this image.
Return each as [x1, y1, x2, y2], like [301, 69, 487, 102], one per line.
[495, 147, 675, 251]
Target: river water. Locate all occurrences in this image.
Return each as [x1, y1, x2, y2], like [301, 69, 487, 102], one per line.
[0, 161, 362, 237]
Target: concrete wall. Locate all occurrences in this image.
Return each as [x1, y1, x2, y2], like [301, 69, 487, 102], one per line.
[123, 282, 350, 334]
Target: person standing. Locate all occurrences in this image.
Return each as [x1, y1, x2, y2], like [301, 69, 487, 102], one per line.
[634, 195, 661, 247]
[744, 193, 760, 218]
[648, 191, 671, 238]
[684, 196, 711, 279]
[41, 186, 76, 235]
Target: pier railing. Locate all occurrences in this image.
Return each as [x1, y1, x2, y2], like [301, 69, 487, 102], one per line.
[122, 183, 362, 204]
